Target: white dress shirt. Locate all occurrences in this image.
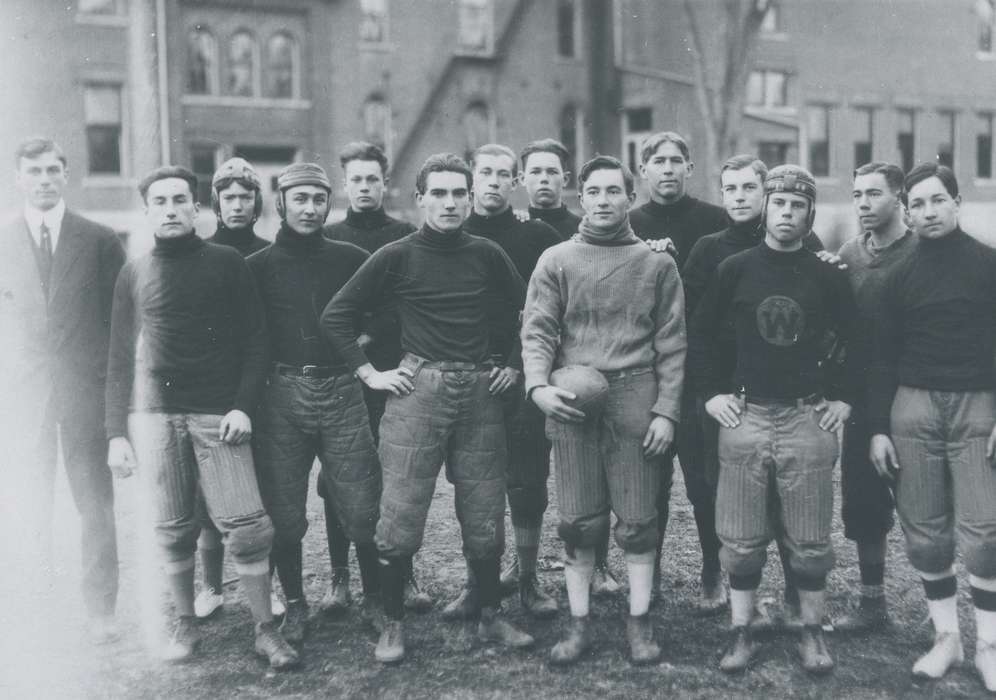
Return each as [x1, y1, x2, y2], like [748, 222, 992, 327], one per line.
[24, 199, 66, 252]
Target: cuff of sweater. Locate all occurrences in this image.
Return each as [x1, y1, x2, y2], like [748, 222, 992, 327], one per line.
[869, 417, 891, 436]
[524, 372, 550, 396]
[340, 342, 372, 372]
[651, 397, 680, 424]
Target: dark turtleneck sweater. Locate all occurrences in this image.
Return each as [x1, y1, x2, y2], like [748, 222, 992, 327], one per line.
[690, 243, 858, 404]
[528, 205, 581, 241]
[630, 195, 727, 270]
[869, 228, 996, 434]
[206, 223, 270, 258]
[246, 226, 369, 372]
[105, 232, 267, 438]
[322, 225, 526, 370]
[323, 207, 416, 254]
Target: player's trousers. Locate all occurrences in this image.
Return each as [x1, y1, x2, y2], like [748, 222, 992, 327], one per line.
[891, 386, 996, 577]
[503, 385, 551, 530]
[129, 412, 273, 573]
[841, 408, 894, 543]
[375, 354, 506, 560]
[548, 366, 662, 555]
[254, 370, 381, 548]
[716, 396, 837, 581]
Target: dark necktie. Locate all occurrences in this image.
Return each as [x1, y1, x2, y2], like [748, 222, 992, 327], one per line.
[39, 221, 53, 293]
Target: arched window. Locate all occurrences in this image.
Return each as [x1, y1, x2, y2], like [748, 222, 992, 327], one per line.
[559, 104, 586, 176]
[363, 96, 392, 153]
[227, 30, 257, 97]
[264, 32, 297, 99]
[186, 27, 217, 95]
[462, 101, 492, 162]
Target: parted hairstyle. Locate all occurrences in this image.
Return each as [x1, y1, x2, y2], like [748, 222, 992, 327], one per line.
[519, 138, 570, 172]
[415, 153, 473, 195]
[15, 137, 66, 167]
[853, 161, 905, 197]
[720, 154, 767, 184]
[339, 141, 389, 175]
[138, 166, 199, 203]
[471, 143, 519, 177]
[578, 155, 635, 196]
[904, 161, 958, 200]
[639, 131, 691, 165]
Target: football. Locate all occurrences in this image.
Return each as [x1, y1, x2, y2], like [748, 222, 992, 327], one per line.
[549, 365, 610, 419]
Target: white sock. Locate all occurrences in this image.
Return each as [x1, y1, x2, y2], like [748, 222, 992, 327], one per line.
[927, 597, 960, 636]
[625, 551, 655, 616]
[971, 574, 996, 645]
[564, 548, 595, 617]
[730, 588, 755, 627]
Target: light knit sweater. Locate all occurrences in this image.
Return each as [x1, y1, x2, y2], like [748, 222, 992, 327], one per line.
[521, 237, 687, 421]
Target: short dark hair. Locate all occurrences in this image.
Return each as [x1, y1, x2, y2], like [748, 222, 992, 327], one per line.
[904, 161, 958, 200]
[338, 141, 389, 176]
[578, 155, 635, 196]
[639, 131, 691, 165]
[519, 138, 570, 172]
[15, 137, 66, 168]
[720, 154, 767, 185]
[471, 143, 519, 177]
[138, 166, 199, 203]
[415, 153, 473, 195]
[853, 161, 905, 196]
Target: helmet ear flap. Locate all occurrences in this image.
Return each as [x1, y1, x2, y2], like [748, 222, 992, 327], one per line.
[211, 188, 222, 218]
[275, 191, 286, 220]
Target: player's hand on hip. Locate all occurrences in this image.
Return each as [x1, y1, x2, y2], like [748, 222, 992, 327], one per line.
[489, 366, 520, 395]
[220, 409, 252, 444]
[645, 237, 676, 256]
[814, 399, 851, 432]
[705, 394, 742, 428]
[869, 434, 900, 481]
[107, 436, 137, 478]
[363, 367, 414, 397]
[643, 415, 675, 457]
[531, 385, 585, 423]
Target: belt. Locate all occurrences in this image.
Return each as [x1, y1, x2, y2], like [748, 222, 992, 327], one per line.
[600, 365, 653, 381]
[273, 363, 346, 378]
[743, 391, 821, 408]
[402, 353, 494, 372]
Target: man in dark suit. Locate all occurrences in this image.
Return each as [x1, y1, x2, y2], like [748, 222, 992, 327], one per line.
[0, 137, 124, 642]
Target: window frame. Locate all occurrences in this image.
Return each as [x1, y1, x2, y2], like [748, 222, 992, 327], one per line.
[455, 0, 495, 57]
[746, 69, 791, 110]
[804, 103, 832, 179]
[556, 0, 583, 60]
[225, 29, 261, 99]
[75, 0, 128, 26]
[82, 82, 127, 182]
[359, 0, 391, 48]
[263, 31, 300, 100]
[976, 111, 995, 182]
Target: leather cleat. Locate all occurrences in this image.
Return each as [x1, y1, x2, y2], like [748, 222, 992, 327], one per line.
[194, 589, 224, 619]
[832, 596, 890, 632]
[912, 631, 963, 680]
[591, 564, 622, 597]
[797, 624, 835, 675]
[319, 567, 351, 614]
[280, 600, 310, 645]
[549, 615, 590, 667]
[254, 621, 300, 670]
[88, 615, 120, 645]
[697, 576, 729, 616]
[499, 557, 520, 595]
[975, 639, 996, 692]
[478, 607, 534, 649]
[161, 616, 201, 663]
[626, 614, 661, 665]
[375, 619, 405, 664]
[441, 582, 478, 621]
[719, 626, 755, 673]
[519, 572, 558, 618]
[403, 574, 433, 612]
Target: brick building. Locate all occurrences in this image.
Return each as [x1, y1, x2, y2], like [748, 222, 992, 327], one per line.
[2, 0, 994, 246]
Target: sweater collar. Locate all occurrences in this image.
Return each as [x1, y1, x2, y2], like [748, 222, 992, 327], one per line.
[417, 224, 468, 248]
[466, 207, 515, 234]
[528, 205, 571, 223]
[916, 226, 967, 249]
[345, 206, 391, 230]
[275, 224, 324, 254]
[759, 240, 809, 264]
[644, 194, 695, 219]
[153, 230, 204, 257]
[722, 215, 764, 244]
[211, 222, 258, 247]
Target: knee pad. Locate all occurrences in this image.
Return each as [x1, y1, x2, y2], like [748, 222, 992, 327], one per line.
[789, 547, 836, 580]
[965, 540, 996, 579]
[720, 543, 767, 577]
[907, 538, 956, 576]
[614, 516, 658, 554]
[155, 517, 198, 563]
[507, 486, 548, 527]
[223, 512, 275, 565]
[558, 512, 610, 551]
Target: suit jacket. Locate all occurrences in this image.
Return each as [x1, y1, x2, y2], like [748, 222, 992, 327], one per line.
[0, 210, 125, 439]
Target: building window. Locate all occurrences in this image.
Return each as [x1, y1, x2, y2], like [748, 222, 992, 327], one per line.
[937, 111, 956, 169]
[78, 0, 123, 15]
[559, 105, 585, 176]
[897, 109, 916, 173]
[360, 0, 389, 44]
[458, 0, 494, 54]
[264, 32, 297, 99]
[189, 145, 218, 204]
[979, 0, 995, 55]
[747, 70, 789, 109]
[84, 84, 122, 175]
[806, 105, 830, 177]
[187, 27, 217, 95]
[759, 141, 789, 168]
[760, 1, 780, 34]
[853, 107, 874, 169]
[977, 112, 994, 179]
[462, 101, 493, 162]
[227, 31, 257, 97]
[622, 107, 652, 174]
[363, 96, 392, 155]
[557, 0, 580, 59]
